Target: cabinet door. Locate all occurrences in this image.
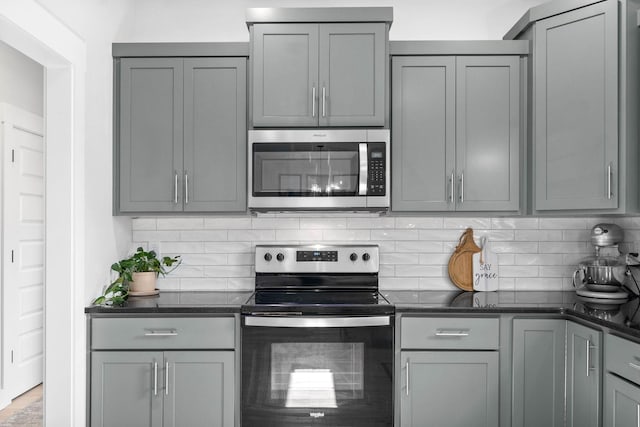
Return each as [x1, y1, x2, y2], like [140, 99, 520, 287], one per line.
[400, 351, 499, 427]
[455, 56, 520, 212]
[567, 322, 602, 427]
[512, 319, 565, 427]
[163, 351, 234, 427]
[252, 23, 319, 127]
[318, 23, 386, 126]
[533, 0, 618, 210]
[391, 56, 456, 211]
[604, 373, 640, 427]
[183, 58, 247, 212]
[91, 351, 163, 427]
[119, 58, 184, 213]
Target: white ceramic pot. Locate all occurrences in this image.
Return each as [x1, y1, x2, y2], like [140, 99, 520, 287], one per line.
[129, 271, 157, 293]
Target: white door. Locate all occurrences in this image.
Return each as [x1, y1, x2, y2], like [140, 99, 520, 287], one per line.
[1, 104, 44, 400]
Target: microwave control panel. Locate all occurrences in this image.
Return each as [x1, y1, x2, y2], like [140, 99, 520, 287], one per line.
[367, 142, 386, 196]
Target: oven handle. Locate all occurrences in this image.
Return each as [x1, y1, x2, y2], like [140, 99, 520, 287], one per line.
[244, 315, 390, 328]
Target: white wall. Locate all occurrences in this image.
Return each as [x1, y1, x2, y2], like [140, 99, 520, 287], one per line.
[0, 42, 43, 116]
[122, 0, 545, 42]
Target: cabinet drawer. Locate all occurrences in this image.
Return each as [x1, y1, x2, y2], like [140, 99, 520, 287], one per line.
[401, 317, 499, 350]
[91, 317, 235, 350]
[605, 334, 640, 386]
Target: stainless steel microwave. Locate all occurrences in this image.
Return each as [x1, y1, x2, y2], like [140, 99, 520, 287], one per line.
[248, 129, 390, 211]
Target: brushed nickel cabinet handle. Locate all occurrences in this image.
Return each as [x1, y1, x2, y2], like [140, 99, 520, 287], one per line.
[144, 329, 178, 337]
[607, 163, 612, 199]
[435, 329, 470, 337]
[322, 87, 326, 118]
[405, 360, 410, 396]
[174, 172, 178, 204]
[165, 362, 169, 396]
[153, 362, 158, 396]
[449, 172, 455, 203]
[184, 172, 189, 204]
[312, 86, 316, 118]
[586, 340, 596, 377]
[460, 172, 464, 204]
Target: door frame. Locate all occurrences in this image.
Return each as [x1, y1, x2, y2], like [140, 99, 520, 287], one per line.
[0, 2, 86, 425]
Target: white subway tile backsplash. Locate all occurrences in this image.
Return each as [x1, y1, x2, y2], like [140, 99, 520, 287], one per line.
[322, 229, 370, 241]
[251, 217, 300, 229]
[132, 218, 157, 231]
[491, 217, 539, 229]
[205, 242, 253, 253]
[179, 230, 228, 241]
[347, 217, 395, 229]
[395, 217, 444, 229]
[381, 253, 420, 265]
[371, 229, 418, 241]
[396, 241, 443, 253]
[514, 230, 562, 241]
[443, 217, 492, 229]
[132, 230, 181, 242]
[228, 229, 276, 241]
[539, 218, 589, 229]
[204, 217, 252, 229]
[300, 217, 347, 229]
[131, 215, 639, 292]
[157, 217, 204, 230]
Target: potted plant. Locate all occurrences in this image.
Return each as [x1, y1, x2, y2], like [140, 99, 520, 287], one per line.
[93, 247, 181, 305]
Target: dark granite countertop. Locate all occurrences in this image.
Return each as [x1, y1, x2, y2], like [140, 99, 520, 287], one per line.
[85, 291, 253, 314]
[85, 290, 640, 343]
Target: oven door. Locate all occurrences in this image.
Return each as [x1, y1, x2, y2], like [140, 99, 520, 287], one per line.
[241, 315, 393, 427]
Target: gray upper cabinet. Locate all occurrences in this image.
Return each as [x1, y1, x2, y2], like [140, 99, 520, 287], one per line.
[506, 0, 640, 214]
[116, 52, 247, 214]
[119, 58, 184, 213]
[392, 52, 522, 212]
[251, 22, 386, 127]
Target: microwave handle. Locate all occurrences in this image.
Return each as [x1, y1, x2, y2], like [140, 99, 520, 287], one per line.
[359, 143, 368, 196]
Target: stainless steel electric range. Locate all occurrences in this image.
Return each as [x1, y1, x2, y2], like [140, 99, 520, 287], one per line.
[241, 244, 394, 427]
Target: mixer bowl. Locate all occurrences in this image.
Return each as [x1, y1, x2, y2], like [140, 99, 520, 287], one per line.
[573, 256, 627, 291]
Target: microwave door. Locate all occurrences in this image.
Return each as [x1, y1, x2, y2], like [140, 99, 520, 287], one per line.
[252, 143, 361, 198]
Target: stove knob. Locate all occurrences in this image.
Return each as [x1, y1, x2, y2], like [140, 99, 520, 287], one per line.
[276, 253, 285, 262]
[362, 253, 371, 261]
[350, 253, 358, 262]
[263, 253, 272, 262]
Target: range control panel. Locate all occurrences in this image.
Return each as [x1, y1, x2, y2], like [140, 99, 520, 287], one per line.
[255, 244, 379, 274]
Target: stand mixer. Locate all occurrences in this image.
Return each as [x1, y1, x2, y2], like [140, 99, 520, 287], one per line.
[573, 223, 629, 303]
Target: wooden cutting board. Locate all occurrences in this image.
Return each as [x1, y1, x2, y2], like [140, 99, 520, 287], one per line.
[448, 228, 482, 291]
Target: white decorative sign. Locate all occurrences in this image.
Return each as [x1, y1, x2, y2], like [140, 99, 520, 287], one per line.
[473, 239, 499, 291]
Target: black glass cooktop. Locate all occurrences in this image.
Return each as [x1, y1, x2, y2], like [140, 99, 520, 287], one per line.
[241, 290, 394, 315]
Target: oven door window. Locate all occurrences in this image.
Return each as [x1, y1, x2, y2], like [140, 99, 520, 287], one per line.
[252, 143, 360, 197]
[241, 323, 392, 427]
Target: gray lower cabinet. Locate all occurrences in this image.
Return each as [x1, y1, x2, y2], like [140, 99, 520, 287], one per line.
[567, 322, 602, 427]
[116, 56, 247, 214]
[507, 0, 640, 213]
[512, 318, 565, 427]
[91, 350, 234, 427]
[604, 333, 640, 427]
[400, 351, 499, 427]
[250, 22, 386, 127]
[604, 373, 640, 427]
[398, 316, 500, 426]
[89, 316, 235, 427]
[391, 54, 521, 212]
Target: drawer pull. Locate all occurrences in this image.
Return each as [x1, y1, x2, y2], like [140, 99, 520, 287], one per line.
[144, 329, 178, 337]
[435, 329, 470, 337]
[629, 362, 640, 371]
